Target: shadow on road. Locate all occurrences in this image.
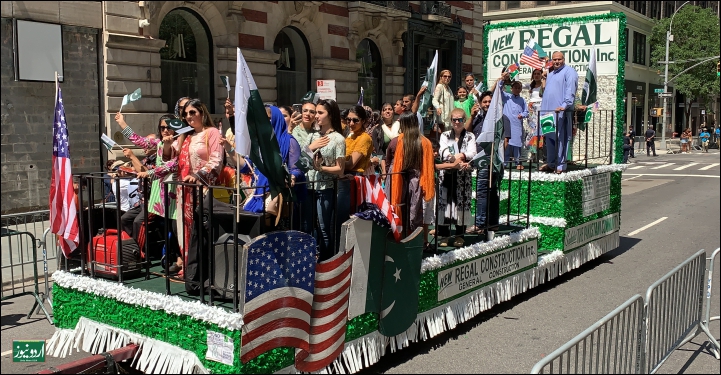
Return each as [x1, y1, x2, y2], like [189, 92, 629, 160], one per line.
[360, 235, 643, 374]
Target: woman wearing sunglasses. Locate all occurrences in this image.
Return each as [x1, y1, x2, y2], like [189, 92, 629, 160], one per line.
[114, 112, 181, 272]
[432, 69, 454, 133]
[172, 99, 224, 279]
[344, 105, 373, 177]
[437, 108, 477, 248]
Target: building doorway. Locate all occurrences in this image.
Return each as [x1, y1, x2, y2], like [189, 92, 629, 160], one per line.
[274, 27, 310, 106]
[357, 39, 382, 109]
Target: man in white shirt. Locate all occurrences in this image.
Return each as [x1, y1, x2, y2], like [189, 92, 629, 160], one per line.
[110, 162, 140, 213]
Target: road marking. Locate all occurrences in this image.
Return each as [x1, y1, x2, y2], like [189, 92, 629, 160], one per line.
[673, 163, 698, 171]
[699, 163, 719, 171]
[622, 175, 643, 181]
[1, 350, 12, 357]
[628, 217, 668, 236]
[651, 163, 674, 169]
[623, 173, 719, 178]
[628, 165, 644, 170]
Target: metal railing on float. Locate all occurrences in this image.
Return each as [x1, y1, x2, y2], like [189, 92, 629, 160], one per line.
[530, 248, 720, 374]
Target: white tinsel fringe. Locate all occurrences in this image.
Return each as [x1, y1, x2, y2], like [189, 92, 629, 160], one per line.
[52, 270, 243, 330]
[46, 317, 208, 374]
[420, 227, 540, 273]
[503, 163, 627, 182]
[507, 215, 567, 227]
[302, 232, 620, 375]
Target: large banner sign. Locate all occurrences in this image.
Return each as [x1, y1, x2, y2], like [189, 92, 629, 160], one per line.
[486, 19, 620, 82]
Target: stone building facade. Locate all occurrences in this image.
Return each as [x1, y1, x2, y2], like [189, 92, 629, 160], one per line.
[1, 1, 486, 213]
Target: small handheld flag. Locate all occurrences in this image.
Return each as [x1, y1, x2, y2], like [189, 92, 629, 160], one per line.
[520, 38, 546, 70]
[100, 133, 118, 151]
[120, 88, 142, 113]
[540, 112, 556, 134]
[506, 63, 520, 80]
[357, 86, 364, 107]
[220, 75, 231, 98]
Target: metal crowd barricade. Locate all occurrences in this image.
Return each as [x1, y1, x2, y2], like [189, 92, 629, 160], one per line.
[530, 295, 645, 374]
[643, 249, 706, 374]
[531, 248, 720, 374]
[0, 230, 53, 324]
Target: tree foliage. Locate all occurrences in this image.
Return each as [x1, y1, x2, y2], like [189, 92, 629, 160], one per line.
[650, 6, 720, 109]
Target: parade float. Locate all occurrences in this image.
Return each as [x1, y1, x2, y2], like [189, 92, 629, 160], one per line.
[45, 12, 627, 375]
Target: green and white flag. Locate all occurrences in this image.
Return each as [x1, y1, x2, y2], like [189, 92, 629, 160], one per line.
[100, 133, 117, 151]
[235, 48, 291, 200]
[473, 83, 505, 175]
[378, 227, 424, 337]
[418, 50, 438, 121]
[220, 75, 230, 98]
[580, 48, 597, 130]
[345, 217, 389, 320]
[540, 112, 556, 134]
[119, 88, 141, 113]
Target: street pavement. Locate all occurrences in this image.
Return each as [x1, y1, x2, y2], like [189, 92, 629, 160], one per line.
[1, 152, 719, 374]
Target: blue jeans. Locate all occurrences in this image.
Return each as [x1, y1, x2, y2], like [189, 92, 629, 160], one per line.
[545, 113, 572, 171]
[316, 179, 350, 261]
[295, 190, 315, 235]
[474, 167, 500, 229]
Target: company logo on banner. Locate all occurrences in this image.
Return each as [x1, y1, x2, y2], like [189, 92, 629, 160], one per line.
[437, 240, 538, 301]
[486, 20, 619, 81]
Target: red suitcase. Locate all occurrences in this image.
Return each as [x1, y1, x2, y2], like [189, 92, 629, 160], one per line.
[87, 229, 141, 278]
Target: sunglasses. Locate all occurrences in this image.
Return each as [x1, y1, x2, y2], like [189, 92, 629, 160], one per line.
[442, 75, 451, 78]
[347, 118, 361, 124]
[159, 126, 171, 130]
[183, 110, 199, 117]
[451, 117, 465, 123]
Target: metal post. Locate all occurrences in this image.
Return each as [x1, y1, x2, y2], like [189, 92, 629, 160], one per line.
[662, 1, 691, 150]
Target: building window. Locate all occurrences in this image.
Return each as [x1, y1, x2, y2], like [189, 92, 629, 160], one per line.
[357, 39, 382, 110]
[487, 2, 501, 11]
[506, 1, 521, 9]
[159, 8, 214, 113]
[633, 32, 646, 65]
[536, 1, 551, 5]
[664, 2, 674, 18]
[650, 1, 661, 19]
[633, 1, 647, 16]
[624, 28, 629, 62]
[273, 27, 310, 107]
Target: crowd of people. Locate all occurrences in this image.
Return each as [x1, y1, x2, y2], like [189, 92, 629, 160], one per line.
[101, 51, 587, 277]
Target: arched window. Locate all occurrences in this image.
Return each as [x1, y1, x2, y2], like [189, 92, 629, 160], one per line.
[274, 27, 310, 106]
[357, 39, 382, 109]
[159, 8, 214, 112]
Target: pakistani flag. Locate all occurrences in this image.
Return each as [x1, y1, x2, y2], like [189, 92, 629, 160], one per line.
[472, 84, 505, 176]
[418, 50, 438, 120]
[378, 227, 423, 337]
[357, 86, 364, 107]
[100, 133, 117, 151]
[119, 88, 141, 113]
[235, 48, 291, 200]
[220, 75, 231, 98]
[540, 112, 556, 135]
[580, 48, 598, 131]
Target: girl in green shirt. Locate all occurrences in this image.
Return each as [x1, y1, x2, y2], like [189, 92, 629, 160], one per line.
[454, 86, 474, 120]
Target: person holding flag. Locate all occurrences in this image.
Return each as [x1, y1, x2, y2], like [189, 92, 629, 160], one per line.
[539, 51, 578, 174]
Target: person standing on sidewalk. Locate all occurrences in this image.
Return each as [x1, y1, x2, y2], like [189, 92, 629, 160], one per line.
[622, 130, 633, 164]
[714, 125, 720, 147]
[699, 127, 711, 153]
[627, 125, 636, 158]
[645, 125, 657, 156]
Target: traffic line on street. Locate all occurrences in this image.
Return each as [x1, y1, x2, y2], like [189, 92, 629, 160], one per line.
[699, 163, 719, 171]
[651, 163, 674, 169]
[622, 175, 643, 181]
[673, 163, 698, 171]
[1, 349, 12, 357]
[628, 217, 668, 236]
[622, 173, 719, 178]
[628, 165, 645, 170]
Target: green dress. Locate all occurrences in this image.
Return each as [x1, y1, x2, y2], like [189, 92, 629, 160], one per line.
[454, 98, 474, 119]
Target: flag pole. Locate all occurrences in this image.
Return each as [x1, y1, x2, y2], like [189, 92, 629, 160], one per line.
[54, 71, 59, 105]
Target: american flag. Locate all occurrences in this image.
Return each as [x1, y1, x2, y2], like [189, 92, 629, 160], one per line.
[352, 175, 402, 241]
[49, 86, 79, 257]
[241, 231, 316, 363]
[294, 248, 353, 372]
[519, 38, 544, 70]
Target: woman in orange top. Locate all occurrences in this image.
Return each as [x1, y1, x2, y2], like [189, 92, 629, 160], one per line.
[344, 105, 373, 175]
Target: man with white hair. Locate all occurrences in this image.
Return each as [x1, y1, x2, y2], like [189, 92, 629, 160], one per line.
[540, 51, 578, 173]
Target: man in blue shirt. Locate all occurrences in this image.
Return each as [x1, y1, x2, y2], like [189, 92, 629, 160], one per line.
[498, 78, 529, 169]
[699, 127, 711, 153]
[714, 126, 720, 147]
[539, 52, 579, 173]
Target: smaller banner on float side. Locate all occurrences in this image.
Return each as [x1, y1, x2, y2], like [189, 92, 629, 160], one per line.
[437, 239, 538, 301]
[564, 213, 620, 250]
